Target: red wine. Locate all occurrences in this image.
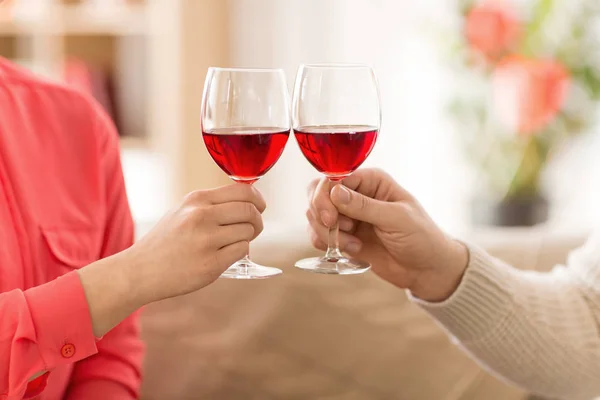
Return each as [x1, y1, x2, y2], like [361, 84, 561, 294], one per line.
[294, 125, 378, 179]
[203, 127, 290, 184]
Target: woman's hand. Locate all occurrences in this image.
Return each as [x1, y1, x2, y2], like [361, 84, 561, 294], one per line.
[125, 183, 265, 301]
[79, 183, 265, 336]
[307, 168, 468, 302]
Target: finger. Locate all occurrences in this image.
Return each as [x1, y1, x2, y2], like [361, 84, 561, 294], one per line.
[216, 241, 249, 270]
[330, 185, 397, 229]
[306, 210, 362, 254]
[307, 225, 363, 254]
[338, 215, 355, 232]
[339, 169, 379, 191]
[305, 208, 329, 250]
[311, 178, 339, 228]
[307, 204, 354, 233]
[194, 184, 267, 212]
[306, 178, 319, 199]
[341, 168, 414, 202]
[307, 226, 327, 251]
[212, 202, 263, 235]
[305, 207, 318, 227]
[212, 223, 256, 249]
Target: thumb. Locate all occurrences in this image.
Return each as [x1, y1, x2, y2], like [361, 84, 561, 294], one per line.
[330, 184, 396, 228]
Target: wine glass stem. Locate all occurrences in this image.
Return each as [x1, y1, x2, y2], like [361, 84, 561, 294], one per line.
[238, 252, 251, 275]
[237, 181, 253, 275]
[325, 179, 344, 261]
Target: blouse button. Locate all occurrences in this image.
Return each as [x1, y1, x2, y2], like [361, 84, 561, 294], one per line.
[60, 343, 76, 358]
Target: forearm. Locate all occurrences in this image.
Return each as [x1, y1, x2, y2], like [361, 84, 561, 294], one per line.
[77, 250, 146, 338]
[411, 244, 600, 399]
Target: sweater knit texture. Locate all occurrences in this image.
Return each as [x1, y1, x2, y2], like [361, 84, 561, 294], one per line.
[411, 233, 600, 399]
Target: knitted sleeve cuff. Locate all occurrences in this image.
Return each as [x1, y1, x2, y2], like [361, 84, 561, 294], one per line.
[409, 243, 517, 342]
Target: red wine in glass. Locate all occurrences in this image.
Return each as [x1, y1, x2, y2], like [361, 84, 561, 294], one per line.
[203, 127, 290, 184]
[294, 125, 378, 180]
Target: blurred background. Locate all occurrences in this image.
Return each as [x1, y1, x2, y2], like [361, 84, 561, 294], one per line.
[1, 0, 598, 399]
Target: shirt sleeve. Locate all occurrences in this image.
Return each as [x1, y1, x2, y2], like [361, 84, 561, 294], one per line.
[409, 235, 600, 400]
[65, 104, 144, 400]
[0, 272, 98, 400]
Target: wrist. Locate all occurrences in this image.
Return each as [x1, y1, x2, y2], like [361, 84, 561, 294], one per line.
[109, 247, 155, 308]
[78, 251, 143, 337]
[410, 238, 469, 302]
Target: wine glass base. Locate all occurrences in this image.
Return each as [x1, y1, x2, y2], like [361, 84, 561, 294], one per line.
[220, 259, 282, 280]
[295, 256, 370, 275]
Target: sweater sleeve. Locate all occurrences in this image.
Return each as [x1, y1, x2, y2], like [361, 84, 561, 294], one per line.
[410, 234, 600, 400]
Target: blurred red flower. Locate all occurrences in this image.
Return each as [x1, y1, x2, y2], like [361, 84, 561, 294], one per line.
[493, 55, 570, 135]
[465, 1, 521, 60]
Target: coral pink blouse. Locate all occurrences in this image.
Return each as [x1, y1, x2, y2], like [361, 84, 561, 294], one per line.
[0, 58, 143, 399]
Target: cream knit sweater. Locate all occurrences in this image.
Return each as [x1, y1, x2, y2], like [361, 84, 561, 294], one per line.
[411, 233, 600, 400]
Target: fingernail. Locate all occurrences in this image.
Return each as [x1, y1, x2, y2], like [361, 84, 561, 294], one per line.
[320, 211, 332, 227]
[346, 242, 362, 254]
[333, 186, 351, 204]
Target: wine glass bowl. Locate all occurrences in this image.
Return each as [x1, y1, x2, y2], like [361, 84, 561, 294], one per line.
[292, 64, 381, 275]
[201, 67, 291, 279]
[202, 127, 290, 184]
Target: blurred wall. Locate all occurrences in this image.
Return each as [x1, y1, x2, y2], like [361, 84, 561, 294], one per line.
[227, 0, 471, 234]
[226, 0, 600, 235]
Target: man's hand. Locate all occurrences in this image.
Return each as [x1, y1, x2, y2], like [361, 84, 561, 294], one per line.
[307, 168, 469, 302]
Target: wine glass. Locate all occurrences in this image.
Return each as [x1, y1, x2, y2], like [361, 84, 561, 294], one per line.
[201, 67, 291, 279]
[292, 64, 381, 274]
